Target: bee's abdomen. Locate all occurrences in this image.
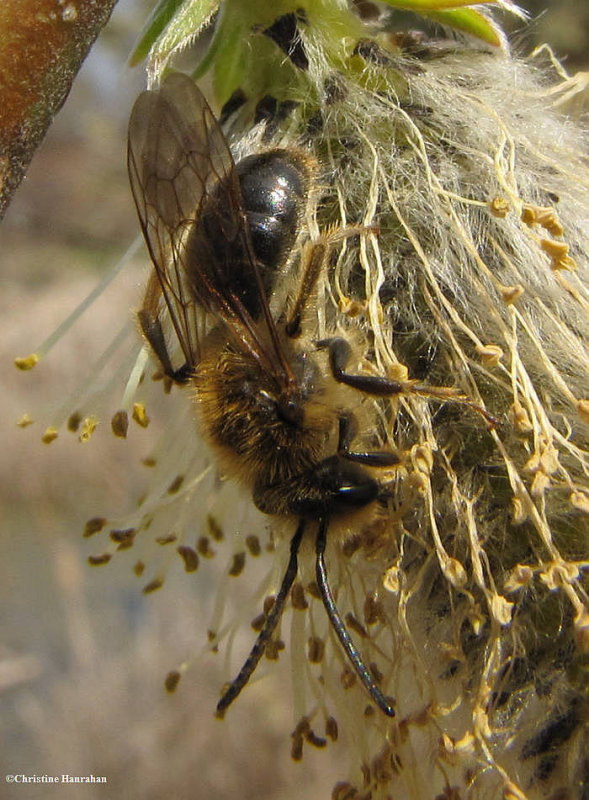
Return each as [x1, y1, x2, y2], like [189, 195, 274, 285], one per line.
[237, 150, 310, 272]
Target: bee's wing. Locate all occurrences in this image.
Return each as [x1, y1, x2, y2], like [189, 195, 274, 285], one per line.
[128, 72, 291, 380]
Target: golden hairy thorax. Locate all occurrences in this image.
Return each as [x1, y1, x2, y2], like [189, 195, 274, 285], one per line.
[193, 332, 334, 504]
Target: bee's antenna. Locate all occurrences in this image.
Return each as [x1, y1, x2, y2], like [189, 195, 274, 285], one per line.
[216, 519, 306, 718]
[315, 517, 396, 717]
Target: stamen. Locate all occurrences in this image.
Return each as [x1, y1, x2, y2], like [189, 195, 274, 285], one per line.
[14, 237, 141, 369]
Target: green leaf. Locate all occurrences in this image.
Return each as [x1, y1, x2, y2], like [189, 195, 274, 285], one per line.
[425, 8, 502, 46]
[131, 0, 219, 76]
[129, 0, 185, 66]
[380, 0, 500, 10]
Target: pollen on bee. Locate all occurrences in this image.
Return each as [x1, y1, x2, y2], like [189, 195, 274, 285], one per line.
[176, 546, 199, 572]
[16, 413, 35, 428]
[228, 552, 246, 576]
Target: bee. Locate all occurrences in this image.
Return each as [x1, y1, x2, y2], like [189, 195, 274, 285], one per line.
[128, 71, 414, 719]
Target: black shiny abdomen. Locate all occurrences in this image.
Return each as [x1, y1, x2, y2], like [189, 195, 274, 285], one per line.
[190, 148, 309, 320]
[237, 151, 308, 271]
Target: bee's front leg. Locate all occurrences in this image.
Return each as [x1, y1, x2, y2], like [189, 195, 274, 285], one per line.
[138, 308, 192, 385]
[138, 272, 192, 385]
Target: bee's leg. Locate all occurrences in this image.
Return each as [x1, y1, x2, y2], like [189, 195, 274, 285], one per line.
[320, 338, 497, 429]
[318, 337, 404, 397]
[137, 272, 192, 385]
[315, 516, 395, 717]
[337, 414, 400, 468]
[285, 239, 328, 338]
[216, 519, 306, 718]
[137, 309, 191, 384]
[286, 226, 376, 338]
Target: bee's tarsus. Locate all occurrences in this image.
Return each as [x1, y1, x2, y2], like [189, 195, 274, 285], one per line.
[216, 520, 306, 717]
[315, 518, 396, 718]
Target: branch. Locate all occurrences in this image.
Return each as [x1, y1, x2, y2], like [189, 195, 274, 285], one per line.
[0, 0, 119, 220]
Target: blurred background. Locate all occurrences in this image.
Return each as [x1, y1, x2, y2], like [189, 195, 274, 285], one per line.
[2, 1, 588, 797]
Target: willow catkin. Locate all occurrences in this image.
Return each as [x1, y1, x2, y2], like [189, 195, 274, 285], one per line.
[25, 7, 588, 799]
[275, 27, 589, 800]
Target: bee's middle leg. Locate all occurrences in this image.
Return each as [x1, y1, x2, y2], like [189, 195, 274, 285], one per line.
[318, 337, 404, 398]
[336, 413, 400, 468]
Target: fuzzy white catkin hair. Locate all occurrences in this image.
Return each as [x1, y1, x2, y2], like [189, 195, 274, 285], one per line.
[284, 31, 588, 800]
